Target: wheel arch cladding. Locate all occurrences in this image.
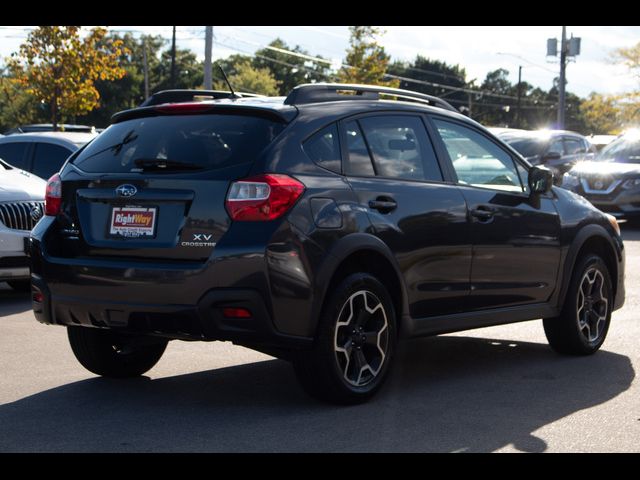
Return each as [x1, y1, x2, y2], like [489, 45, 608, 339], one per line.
[561, 225, 619, 309]
[315, 242, 407, 339]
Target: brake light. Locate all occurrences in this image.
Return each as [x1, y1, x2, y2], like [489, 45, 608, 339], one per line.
[226, 174, 305, 221]
[154, 102, 215, 114]
[45, 173, 62, 216]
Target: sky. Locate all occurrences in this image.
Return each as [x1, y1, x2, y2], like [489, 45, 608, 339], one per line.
[0, 26, 638, 99]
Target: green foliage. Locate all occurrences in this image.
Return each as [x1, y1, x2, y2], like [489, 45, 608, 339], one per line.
[6, 26, 127, 129]
[253, 38, 332, 95]
[213, 58, 279, 96]
[0, 69, 48, 131]
[338, 26, 399, 87]
[388, 56, 468, 109]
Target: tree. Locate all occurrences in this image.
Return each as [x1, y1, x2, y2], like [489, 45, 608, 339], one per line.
[580, 93, 622, 134]
[613, 42, 640, 82]
[0, 68, 47, 132]
[6, 26, 127, 130]
[79, 33, 166, 127]
[213, 58, 279, 96]
[388, 56, 468, 112]
[338, 26, 399, 87]
[253, 38, 331, 95]
[153, 47, 204, 92]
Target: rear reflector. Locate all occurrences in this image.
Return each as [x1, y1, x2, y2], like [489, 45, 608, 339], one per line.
[222, 307, 252, 318]
[225, 174, 305, 221]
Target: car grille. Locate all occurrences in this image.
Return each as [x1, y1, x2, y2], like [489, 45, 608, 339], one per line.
[0, 201, 45, 231]
[580, 178, 621, 195]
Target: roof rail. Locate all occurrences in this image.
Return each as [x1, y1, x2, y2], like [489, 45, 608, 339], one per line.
[140, 89, 264, 107]
[284, 83, 458, 112]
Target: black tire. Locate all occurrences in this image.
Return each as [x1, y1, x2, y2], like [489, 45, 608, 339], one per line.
[67, 327, 168, 378]
[293, 273, 397, 405]
[543, 254, 612, 355]
[7, 280, 30, 292]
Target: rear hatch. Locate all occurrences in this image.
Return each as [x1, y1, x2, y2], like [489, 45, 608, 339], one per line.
[51, 106, 288, 262]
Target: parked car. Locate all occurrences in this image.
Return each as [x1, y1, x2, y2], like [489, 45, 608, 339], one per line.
[4, 124, 98, 134]
[0, 132, 97, 180]
[561, 130, 640, 218]
[586, 134, 618, 152]
[490, 128, 597, 184]
[30, 85, 625, 404]
[0, 159, 46, 291]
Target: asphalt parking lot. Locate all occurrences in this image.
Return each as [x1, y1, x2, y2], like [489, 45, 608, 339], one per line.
[1, 226, 638, 452]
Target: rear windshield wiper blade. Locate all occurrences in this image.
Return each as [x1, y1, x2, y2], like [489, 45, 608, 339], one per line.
[133, 158, 205, 171]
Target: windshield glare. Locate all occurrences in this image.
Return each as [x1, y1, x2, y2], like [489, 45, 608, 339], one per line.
[597, 136, 640, 163]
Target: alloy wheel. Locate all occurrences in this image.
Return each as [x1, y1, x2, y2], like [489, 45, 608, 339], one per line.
[334, 290, 389, 387]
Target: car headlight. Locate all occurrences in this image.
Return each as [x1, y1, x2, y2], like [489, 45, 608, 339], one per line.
[622, 178, 640, 189]
[562, 172, 580, 188]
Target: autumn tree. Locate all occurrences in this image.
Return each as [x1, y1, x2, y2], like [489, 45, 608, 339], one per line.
[6, 26, 127, 130]
[338, 26, 399, 87]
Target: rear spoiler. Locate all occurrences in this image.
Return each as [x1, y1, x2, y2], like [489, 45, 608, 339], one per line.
[140, 89, 264, 107]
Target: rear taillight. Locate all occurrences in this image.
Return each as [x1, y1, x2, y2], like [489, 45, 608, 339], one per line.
[45, 173, 62, 216]
[225, 174, 305, 221]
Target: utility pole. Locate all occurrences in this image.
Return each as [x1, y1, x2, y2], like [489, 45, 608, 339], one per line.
[142, 38, 150, 101]
[558, 26, 567, 129]
[516, 65, 522, 128]
[547, 26, 580, 130]
[170, 26, 177, 89]
[204, 26, 213, 90]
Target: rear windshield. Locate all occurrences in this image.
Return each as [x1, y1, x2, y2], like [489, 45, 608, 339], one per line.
[503, 138, 546, 157]
[72, 114, 285, 173]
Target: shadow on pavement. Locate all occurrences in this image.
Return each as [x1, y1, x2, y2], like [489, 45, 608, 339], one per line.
[0, 284, 31, 317]
[0, 335, 633, 452]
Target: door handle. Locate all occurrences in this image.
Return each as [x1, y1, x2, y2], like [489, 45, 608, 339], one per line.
[369, 197, 397, 213]
[470, 206, 495, 221]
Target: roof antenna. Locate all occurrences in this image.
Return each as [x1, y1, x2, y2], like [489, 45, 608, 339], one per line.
[216, 63, 238, 99]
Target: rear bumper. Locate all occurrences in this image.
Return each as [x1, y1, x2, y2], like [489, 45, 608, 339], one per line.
[31, 273, 312, 349]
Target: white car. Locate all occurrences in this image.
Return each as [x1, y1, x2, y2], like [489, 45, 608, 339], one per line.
[0, 159, 46, 291]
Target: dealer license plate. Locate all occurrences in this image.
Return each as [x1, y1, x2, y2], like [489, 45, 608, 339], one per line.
[109, 206, 157, 238]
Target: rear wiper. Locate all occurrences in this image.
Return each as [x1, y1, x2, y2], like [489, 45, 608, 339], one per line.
[133, 158, 205, 171]
[79, 129, 138, 161]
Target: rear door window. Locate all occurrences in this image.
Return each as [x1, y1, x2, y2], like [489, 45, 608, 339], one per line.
[32, 143, 74, 179]
[358, 115, 442, 181]
[0, 142, 30, 170]
[72, 114, 285, 173]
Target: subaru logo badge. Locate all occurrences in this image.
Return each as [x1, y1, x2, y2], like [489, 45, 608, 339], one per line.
[116, 184, 137, 197]
[30, 205, 43, 222]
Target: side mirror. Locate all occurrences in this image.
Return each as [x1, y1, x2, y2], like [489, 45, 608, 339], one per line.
[542, 151, 562, 162]
[529, 166, 554, 194]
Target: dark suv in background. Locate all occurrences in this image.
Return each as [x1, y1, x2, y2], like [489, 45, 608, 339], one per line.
[491, 128, 597, 184]
[30, 84, 625, 404]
